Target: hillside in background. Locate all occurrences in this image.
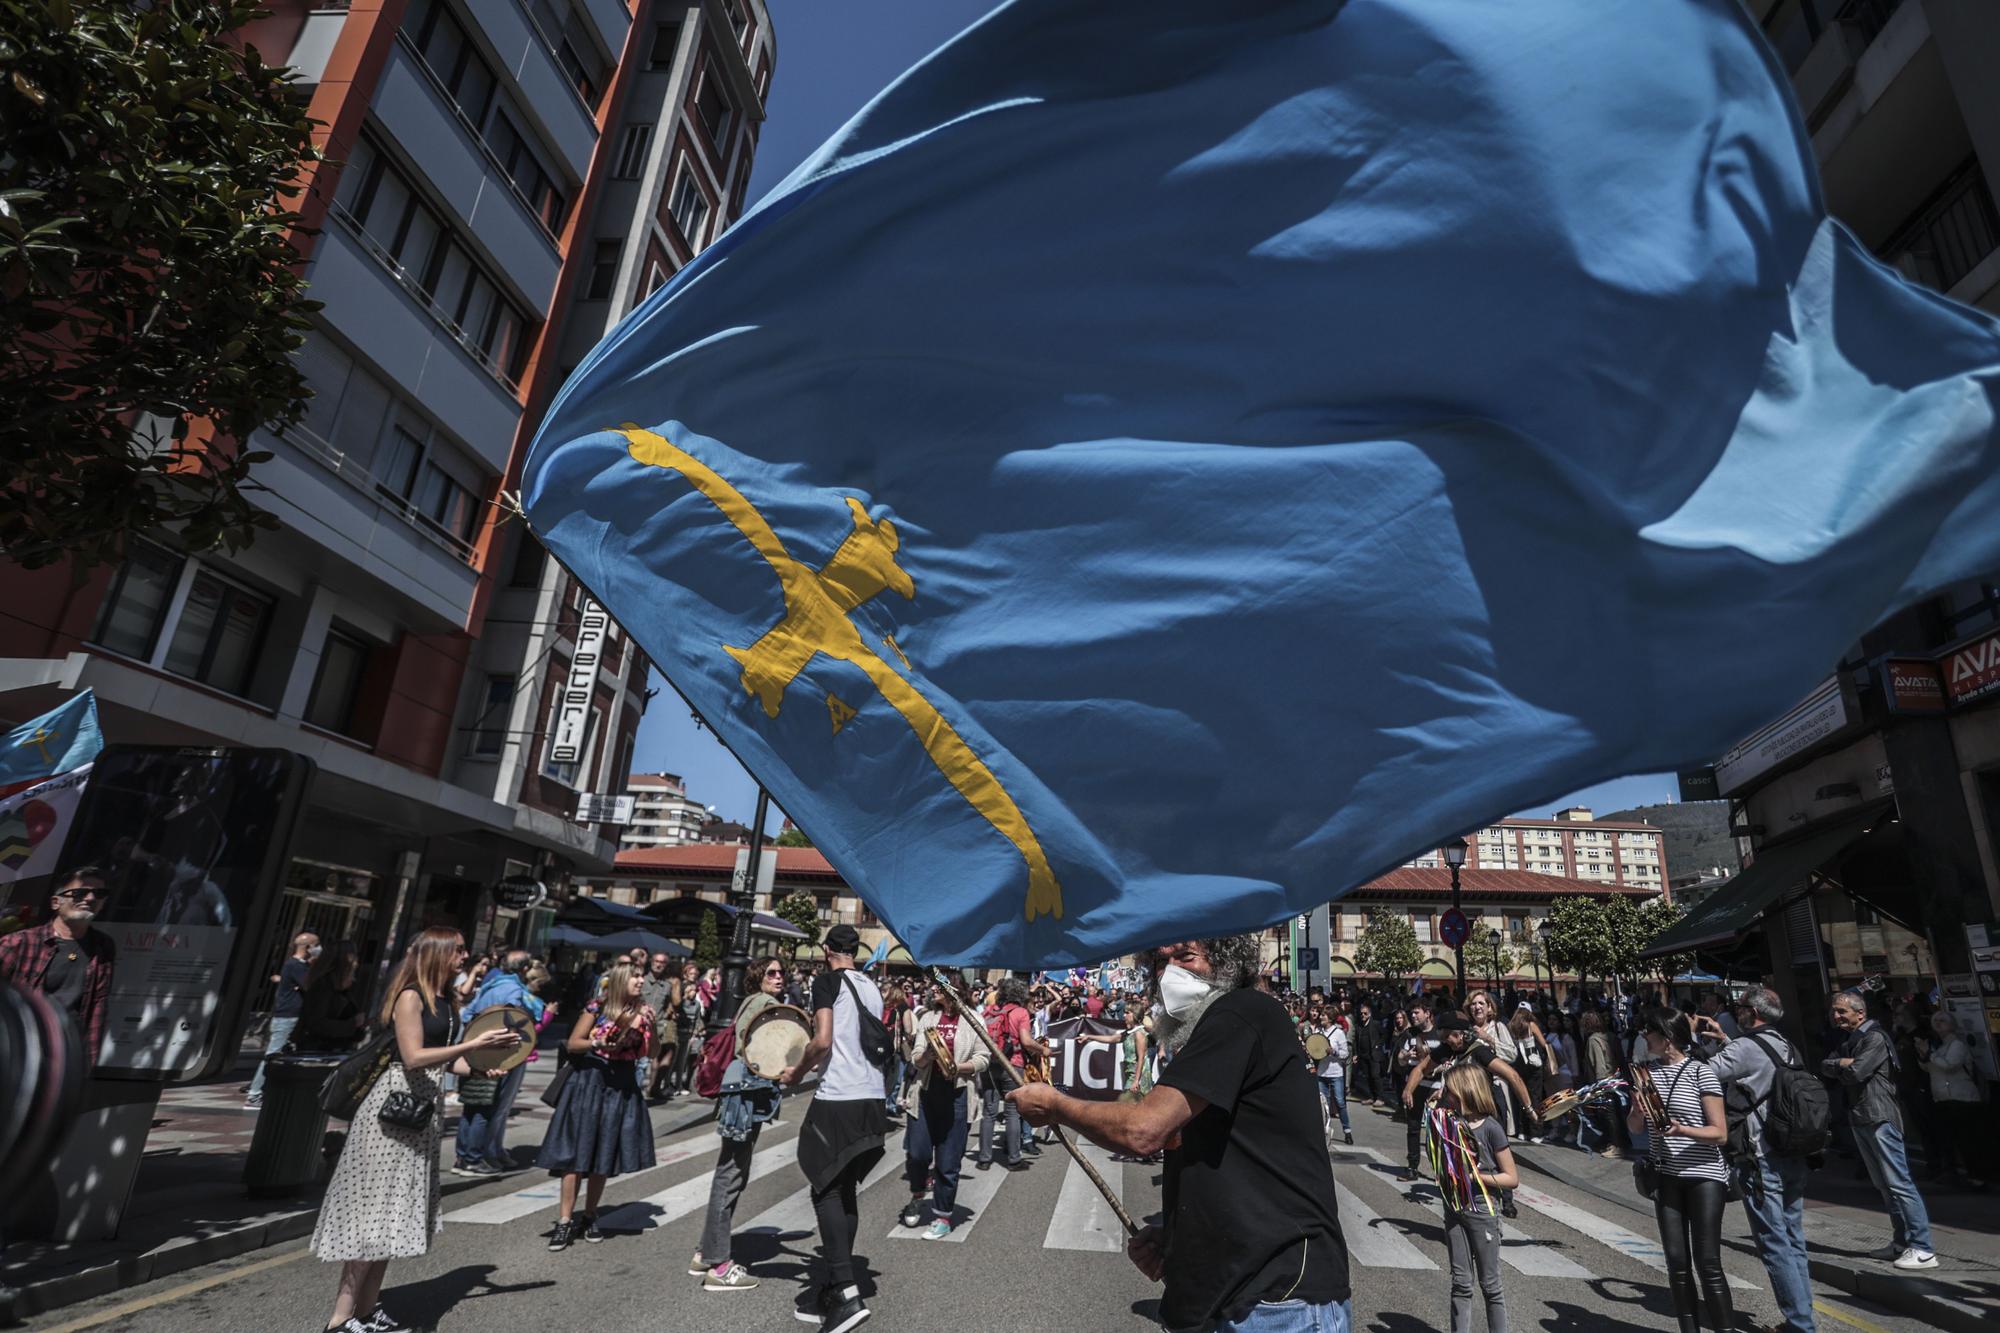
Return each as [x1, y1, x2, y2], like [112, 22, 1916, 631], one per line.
[1603, 801, 1739, 885]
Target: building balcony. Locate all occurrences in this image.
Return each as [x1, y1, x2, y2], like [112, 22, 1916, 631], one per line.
[309, 221, 523, 474]
[462, 0, 599, 179]
[1880, 161, 2000, 305]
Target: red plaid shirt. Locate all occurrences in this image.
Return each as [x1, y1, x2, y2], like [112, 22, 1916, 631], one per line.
[0, 921, 117, 1064]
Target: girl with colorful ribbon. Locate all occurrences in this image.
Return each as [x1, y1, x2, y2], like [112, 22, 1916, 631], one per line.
[1430, 1065, 1517, 1333]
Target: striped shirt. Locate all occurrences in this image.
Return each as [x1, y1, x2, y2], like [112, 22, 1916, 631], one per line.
[1643, 1057, 1728, 1181]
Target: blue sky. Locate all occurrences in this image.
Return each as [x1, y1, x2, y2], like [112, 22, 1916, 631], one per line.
[627, 0, 1680, 831]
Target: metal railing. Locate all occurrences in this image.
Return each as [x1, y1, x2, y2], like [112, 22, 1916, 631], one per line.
[1836, 0, 1907, 45]
[279, 422, 481, 567]
[326, 201, 523, 393]
[1881, 161, 2000, 297]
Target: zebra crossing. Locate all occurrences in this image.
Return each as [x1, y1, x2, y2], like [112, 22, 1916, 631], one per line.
[441, 1114, 1745, 1292]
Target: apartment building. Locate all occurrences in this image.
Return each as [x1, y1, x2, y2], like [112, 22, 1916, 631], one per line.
[618, 771, 711, 849]
[459, 0, 774, 865]
[1406, 808, 1670, 892]
[1639, 1, 2000, 1037]
[0, 0, 772, 974]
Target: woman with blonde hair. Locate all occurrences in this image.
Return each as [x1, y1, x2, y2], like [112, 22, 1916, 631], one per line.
[313, 928, 521, 1333]
[539, 959, 657, 1250]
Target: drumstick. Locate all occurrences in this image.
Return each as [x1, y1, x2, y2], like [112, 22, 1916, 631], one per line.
[929, 969, 1140, 1238]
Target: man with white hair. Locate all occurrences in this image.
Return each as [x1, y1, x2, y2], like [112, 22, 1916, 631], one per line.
[1009, 937, 1351, 1333]
[1697, 987, 1819, 1333]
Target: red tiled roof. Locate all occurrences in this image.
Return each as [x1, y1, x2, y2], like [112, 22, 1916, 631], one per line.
[1352, 866, 1655, 898]
[614, 844, 844, 880]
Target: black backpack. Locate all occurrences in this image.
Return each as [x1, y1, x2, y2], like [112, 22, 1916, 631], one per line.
[839, 972, 895, 1070]
[1728, 1030, 1831, 1160]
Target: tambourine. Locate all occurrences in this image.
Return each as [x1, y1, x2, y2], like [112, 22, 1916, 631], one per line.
[1630, 1063, 1668, 1130]
[462, 1005, 536, 1072]
[1304, 1032, 1332, 1062]
[741, 1003, 812, 1078]
[1537, 1088, 1581, 1121]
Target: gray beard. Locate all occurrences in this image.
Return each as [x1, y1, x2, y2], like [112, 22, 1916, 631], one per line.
[1155, 986, 1227, 1058]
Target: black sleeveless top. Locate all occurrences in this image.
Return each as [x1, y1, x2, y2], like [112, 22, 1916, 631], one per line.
[393, 987, 457, 1059]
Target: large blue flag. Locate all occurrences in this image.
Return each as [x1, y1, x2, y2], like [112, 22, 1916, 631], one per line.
[524, 0, 2000, 966]
[1, 689, 102, 790]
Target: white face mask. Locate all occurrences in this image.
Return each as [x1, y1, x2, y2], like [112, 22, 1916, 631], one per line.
[1158, 964, 1214, 1019]
[307, 945, 323, 960]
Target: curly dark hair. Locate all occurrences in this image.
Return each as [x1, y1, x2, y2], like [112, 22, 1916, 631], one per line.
[1142, 935, 1261, 999]
[996, 977, 1031, 1007]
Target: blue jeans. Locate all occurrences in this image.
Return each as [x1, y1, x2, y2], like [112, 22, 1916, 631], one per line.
[1851, 1118, 1934, 1253]
[1317, 1074, 1350, 1132]
[1211, 1297, 1352, 1333]
[1741, 1154, 1816, 1333]
[458, 1062, 529, 1167]
[246, 1017, 297, 1098]
[904, 1083, 970, 1219]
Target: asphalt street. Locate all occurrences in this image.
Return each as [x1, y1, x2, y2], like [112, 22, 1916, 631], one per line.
[23, 1098, 1934, 1333]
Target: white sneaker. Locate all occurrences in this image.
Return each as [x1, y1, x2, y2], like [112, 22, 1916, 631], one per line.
[704, 1261, 759, 1291]
[687, 1252, 706, 1277]
[1893, 1248, 1939, 1270]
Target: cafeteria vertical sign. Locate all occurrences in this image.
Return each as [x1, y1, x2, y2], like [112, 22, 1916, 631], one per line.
[549, 601, 610, 768]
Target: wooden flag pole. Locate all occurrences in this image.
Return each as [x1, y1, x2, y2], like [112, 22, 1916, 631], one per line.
[929, 968, 1139, 1237]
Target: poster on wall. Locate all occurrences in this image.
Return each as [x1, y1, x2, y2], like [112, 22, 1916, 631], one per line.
[60, 747, 314, 1080]
[0, 764, 92, 887]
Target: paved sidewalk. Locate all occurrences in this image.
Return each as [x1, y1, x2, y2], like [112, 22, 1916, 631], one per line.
[1507, 1129, 2000, 1333]
[0, 1040, 713, 1324]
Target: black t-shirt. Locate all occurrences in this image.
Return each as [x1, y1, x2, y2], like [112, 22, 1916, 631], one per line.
[1157, 988, 1351, 1329]
[273, 956, 310, 1018]
[42, 942, 88, 1017]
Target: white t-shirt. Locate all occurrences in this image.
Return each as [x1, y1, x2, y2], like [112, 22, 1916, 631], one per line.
[1312, 1025, 1349, 1078]
[811, 967, 884, 1102]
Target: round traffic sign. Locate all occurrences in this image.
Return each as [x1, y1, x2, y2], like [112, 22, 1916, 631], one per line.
[1439, 907, 1471, 949]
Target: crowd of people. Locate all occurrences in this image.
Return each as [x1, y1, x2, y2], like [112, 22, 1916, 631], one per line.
[12, 861, 1990, 1333]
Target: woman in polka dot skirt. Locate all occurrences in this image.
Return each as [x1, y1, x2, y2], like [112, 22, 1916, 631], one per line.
[313, 928, 521, 1333]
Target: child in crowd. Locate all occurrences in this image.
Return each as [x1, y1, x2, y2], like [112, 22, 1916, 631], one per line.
[1437, 1063, 1517, 1333]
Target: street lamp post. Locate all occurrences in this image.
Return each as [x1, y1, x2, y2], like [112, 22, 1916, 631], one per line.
[1536, 920, 1554, 1002]
[710, 786, 771, 1034]
[1443, 837, 1468, 1004]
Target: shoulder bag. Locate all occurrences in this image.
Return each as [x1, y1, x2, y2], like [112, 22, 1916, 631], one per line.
[318, 1026, 396, 1121]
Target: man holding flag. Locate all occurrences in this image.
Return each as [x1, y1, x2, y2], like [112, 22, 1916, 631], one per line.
[1009, 936, 1351, 1333]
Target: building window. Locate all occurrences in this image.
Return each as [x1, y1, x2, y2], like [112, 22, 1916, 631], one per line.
[1411, 912, 1433, 944]
[470, 674, 514, 756]
[720, 0, 749, 43]
[649, 20, 680, 68]
[585, 239, 621, 301]
[510, 531, 547, 587]
[668, 166, 708, 245]
[527, 0, 606, 109]
[163, 570, 273, 697]
[613, 123, 653, 180]
[92, 539, 185, 661]
[694, 66, 734, 147]
[487, 111, 571, 234]
[404, 0, 496, 125]
[334, 134, 533, 385]
[375, 414, 488, 551]
[306, 630, 370, 734]
[641, 258, 669, 298]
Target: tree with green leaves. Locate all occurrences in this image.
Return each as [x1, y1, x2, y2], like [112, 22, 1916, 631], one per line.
[1355, 907, 1425, 989]
[1636, 896, 1694, 984]
[1544, 893, 1650, 996]
[774, 826, 814, 848]
[1, 0, 321, 569]
[774, 890, 822, 946]
[692, 910, 721, 972]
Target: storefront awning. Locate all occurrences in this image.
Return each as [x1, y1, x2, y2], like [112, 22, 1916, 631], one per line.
[1326, 957, 1357, 978]
[1640, 802, 1892, 958]
[1419, 958, 1457, 979]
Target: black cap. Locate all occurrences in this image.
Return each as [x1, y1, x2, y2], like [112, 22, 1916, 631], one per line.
[825, 924, 863, 956]
[1432, 1011, 1473, 1032]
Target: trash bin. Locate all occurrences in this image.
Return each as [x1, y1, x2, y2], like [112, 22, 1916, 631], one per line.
[243, 1052, 344, 1197]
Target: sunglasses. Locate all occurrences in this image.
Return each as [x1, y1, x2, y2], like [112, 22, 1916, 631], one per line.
[763, 967, 786, 977]
[55, 887, 106, 902]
